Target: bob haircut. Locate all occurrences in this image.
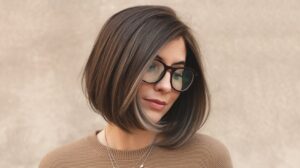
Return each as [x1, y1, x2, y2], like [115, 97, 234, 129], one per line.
[81, 5, 210, 149]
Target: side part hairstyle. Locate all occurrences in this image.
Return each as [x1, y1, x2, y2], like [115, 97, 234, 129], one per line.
[81, 5, 210, 149]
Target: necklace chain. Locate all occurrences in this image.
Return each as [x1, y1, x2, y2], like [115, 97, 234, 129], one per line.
[104, 128, 154, 168]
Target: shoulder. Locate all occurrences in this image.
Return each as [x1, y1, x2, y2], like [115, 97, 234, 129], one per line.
[181, 133, 233, 168]
[39, 132, 99, 168]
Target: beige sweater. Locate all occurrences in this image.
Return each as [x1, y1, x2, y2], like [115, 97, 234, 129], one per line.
[39, 130, 233, 168]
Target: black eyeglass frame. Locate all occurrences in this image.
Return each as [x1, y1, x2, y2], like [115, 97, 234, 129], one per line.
[142, 59, 197, 92]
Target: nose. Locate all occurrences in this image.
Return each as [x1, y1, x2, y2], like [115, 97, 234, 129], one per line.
[154, 71, 172, 92]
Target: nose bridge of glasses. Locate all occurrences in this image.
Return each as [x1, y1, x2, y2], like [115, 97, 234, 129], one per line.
[166, 68, 173, 74]
[157, 68, 172, 87]
[160, 66, 174, 80]
[158, 63, 180, 85]
[164, 63, 176, 73]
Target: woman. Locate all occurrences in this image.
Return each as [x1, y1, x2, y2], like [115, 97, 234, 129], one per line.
[39, 5, 232, 168]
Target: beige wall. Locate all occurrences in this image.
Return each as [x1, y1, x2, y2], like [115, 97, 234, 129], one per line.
[0, 0, 299, 167]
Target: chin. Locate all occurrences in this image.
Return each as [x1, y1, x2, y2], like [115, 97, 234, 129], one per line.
[143, 108, 168, 123]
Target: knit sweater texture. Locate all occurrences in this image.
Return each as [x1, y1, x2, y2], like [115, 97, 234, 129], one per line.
[39, 130, 233, 168]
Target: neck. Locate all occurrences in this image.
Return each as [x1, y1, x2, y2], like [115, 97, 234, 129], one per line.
[100, 123, 157, 150]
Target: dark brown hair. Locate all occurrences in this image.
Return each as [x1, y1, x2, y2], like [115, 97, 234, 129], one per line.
[81, 5, 210, 149]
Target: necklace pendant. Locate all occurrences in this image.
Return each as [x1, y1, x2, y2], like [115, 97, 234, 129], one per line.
[139, 164, 144, 168]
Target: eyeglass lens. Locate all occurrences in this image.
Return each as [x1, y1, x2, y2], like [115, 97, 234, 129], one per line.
[142, 60, 194, 91]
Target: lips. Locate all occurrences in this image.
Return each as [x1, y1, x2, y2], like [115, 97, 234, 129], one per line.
[143, 98, 166, 111]
[144, 98, 166, 105]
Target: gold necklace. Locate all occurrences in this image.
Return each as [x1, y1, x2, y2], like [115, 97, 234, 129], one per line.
[104, 128, 154, 168]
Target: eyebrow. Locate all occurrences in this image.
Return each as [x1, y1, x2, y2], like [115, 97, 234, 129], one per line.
[156, 55, 185, 66]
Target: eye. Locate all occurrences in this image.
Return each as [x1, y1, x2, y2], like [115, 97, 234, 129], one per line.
[147, 62, 159, 72]
[173, 71, 183, 80]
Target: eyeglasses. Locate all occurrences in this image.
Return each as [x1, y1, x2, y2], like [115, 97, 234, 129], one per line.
[142, 59, 196, 92]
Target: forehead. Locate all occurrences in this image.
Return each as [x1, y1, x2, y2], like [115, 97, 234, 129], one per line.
[156, 37, 186, 65]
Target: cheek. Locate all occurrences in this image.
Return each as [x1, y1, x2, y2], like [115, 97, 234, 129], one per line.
[169, 92, 180, 106]
[137, 83, 150, 97]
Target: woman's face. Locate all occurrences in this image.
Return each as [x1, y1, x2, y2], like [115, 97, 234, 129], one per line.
[137, 37, 186, 123]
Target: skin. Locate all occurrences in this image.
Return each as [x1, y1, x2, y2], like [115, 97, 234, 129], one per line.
[97, 36, 186, 150]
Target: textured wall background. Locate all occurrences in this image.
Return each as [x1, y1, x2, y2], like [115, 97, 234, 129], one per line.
[0, 0, 299, 167]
